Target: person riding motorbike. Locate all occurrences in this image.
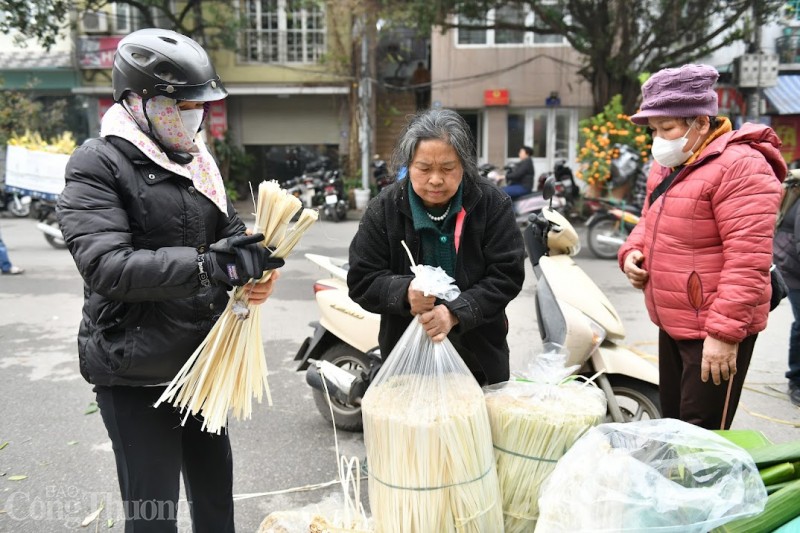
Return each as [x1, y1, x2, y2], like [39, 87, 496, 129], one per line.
[503, 146, 535, 198]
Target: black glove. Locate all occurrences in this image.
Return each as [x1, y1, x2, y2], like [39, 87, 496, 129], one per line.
[201, 233, 285, 286]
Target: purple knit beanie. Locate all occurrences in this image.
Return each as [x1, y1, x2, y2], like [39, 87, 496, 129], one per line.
[630, 64, 719, 125]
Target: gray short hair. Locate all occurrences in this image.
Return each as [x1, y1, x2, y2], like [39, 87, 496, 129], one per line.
[391, 109, 478, 184]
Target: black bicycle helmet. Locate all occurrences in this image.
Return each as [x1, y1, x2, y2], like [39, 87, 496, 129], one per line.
[112, 28, 227, 103]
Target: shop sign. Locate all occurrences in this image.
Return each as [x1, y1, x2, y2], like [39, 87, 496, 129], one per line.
[772, 115, 800, 164]
[208, 100, 227, 139]
[484, 89, 509, 106]
[78, 36, 123, 70]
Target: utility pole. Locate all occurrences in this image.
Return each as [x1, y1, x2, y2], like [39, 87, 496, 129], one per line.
[737, 4, 778, 124]
[359, 13, 371, 191]
[751, 10, 763, 123]
[356, 2, 377, 193]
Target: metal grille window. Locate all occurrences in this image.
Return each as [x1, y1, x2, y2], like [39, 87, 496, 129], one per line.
[241, 0, 326, 63]
[456, 2, 565, 47]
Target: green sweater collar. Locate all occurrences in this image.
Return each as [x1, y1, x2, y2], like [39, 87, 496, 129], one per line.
[408, 183, 463, 232]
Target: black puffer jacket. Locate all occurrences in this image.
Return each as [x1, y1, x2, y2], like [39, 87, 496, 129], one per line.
[347, 177, 525, 385]
[774, 199, 800, 290]
[57, 137, 246, 386]
[505, 158, 534, 191]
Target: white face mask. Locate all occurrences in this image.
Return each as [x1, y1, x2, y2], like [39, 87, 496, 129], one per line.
[651, 120, 699, 168]
[180, 108, 204, 138]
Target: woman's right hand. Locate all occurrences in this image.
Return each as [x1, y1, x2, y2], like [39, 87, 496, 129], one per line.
[408, 286, 436, 316]
[623, 250, 649, 290]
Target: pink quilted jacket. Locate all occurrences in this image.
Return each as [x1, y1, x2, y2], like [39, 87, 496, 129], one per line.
[618, 123, 786, 343]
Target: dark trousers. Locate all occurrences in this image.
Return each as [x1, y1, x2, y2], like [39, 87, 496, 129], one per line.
[658, 330, 757, 429]
[503, 184, 532, 199]
[94, 385, 235, 533]
[787, 288, 800, 386]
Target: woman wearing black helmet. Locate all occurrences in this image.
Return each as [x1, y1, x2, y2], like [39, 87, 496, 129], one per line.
[57, 29, 280, 532]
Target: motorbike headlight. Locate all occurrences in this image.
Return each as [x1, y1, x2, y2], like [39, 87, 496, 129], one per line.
[587, 316, 607, 354]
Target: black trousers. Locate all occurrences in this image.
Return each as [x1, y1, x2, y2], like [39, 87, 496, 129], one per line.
[658, 330, 757, 430]
[94, 385, 235, 533]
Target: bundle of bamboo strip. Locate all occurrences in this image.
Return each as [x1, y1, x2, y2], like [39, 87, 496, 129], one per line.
[156, 180, 318, 434]
[484, 380, 606, 532]
[362, 371, 504, 533]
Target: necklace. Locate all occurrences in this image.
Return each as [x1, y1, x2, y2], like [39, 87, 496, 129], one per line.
[426, 203, 451, 222]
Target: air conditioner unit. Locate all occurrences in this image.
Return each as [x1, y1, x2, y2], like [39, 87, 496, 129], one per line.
[80, 11, 109, 34]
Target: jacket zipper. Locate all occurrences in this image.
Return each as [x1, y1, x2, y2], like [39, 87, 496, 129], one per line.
[647, 197, 663, 326]
[647, 170, 683, 328]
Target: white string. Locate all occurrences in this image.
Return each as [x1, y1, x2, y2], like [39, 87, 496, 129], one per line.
[319, 365, 370, 527]
[401, 239, 417, 268]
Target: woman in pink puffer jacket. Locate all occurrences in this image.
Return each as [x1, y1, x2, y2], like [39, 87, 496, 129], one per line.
[619, 64, 786, 429]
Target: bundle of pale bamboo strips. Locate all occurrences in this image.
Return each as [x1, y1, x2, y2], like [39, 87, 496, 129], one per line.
[362, 373, 504, 533]
[156, 180, 318, 434]
[484, 380, 606, 532]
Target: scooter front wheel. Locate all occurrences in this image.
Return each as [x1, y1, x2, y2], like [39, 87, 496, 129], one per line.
[312, 343, 370, 432]
[42, 213, 67, 249]
[606, 375, 661, 422]
[587, 216, 625, 259]
[10, 200, 30, 218]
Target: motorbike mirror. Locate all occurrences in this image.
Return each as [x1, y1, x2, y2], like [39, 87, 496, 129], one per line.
[542, 175, 557, 202]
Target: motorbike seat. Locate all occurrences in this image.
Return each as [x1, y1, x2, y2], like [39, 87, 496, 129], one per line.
[513, 191, 542, 202]
[622, 204, 642, 215]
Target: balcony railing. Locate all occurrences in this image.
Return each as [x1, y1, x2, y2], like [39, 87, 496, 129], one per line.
[776, 35, 800, 64]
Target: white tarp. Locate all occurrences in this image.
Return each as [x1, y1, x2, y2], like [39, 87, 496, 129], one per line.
[5, 145, 69, 196]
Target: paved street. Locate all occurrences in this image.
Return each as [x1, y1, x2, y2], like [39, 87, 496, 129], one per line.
[0, 205, 798, 532]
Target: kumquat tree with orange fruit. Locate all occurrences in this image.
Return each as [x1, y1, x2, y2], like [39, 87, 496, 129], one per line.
[576, 94, 651, 196]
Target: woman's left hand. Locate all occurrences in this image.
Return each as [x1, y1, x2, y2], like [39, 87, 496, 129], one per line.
[244, 270, 280, 306]
[418, 304, 459, 343]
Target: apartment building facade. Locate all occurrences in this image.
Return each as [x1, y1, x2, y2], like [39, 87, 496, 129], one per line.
[430, 8, 594, 177]
[72, 1, 351, 183]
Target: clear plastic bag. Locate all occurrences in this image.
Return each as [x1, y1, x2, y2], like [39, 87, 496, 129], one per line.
[361, 265, 502, 533]
[484, 346, 607, 533]
[514, 342, 579, 384]
[408, 264, 461, 301]
[535, 418, 768, 533]
[257, 493, 372, 533]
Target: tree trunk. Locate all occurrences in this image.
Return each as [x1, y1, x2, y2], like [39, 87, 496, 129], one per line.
[590, 67, 643, 115]
[347, 16, 360, 181]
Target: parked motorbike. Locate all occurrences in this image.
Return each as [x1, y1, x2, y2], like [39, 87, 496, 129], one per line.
[35, 198, 67, 249]
[480, 162, 510, 187]
[585, 145, 646, 259]
[321, 170, 348, 222]
[586, 200, 641, 259]
[537, 159, 579, 212]
[294, 253, 380, 431]
[296, 181, 661, 429]
[525, 177, 661, 421]
[373, 156, 394, 191]
[282, 155, 337, 208]
[513, 191, 566, 227]
[0, 187, 32, 218]
[482, 162, 568, 226]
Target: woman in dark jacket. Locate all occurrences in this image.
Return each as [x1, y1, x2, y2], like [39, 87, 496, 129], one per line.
[774, 180, 800, 406]
[57, 29, 282, 532]
[348, 109, 525, 385]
